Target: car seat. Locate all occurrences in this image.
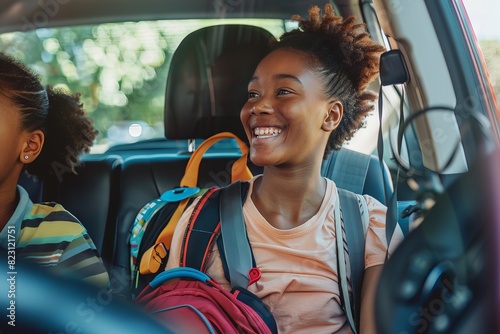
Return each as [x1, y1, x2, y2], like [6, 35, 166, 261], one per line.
[111, 24, 276, 297]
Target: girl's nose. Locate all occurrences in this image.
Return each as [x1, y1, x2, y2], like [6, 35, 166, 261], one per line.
[251, 99, 273, 115]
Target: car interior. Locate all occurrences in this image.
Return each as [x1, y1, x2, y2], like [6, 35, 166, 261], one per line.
[1, 0, 499, 333]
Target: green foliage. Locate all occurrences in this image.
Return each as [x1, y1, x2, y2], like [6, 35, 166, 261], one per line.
[479, 40, 500, 104]
[1, 22, 171, 144]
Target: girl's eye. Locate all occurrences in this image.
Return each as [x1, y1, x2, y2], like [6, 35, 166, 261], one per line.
[277, 89, 291, 96]
[247, 91, 259, 99]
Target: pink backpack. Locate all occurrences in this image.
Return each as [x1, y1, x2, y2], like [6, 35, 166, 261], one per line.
[135, 267, 276, 334]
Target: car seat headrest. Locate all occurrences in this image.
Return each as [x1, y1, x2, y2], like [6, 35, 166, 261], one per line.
[164, 24, 276, 141]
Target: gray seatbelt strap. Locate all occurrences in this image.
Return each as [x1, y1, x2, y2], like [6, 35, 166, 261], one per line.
[336, 188, 367, 334]
[322, 149, 371, 194]
[219, 181, 251, 289]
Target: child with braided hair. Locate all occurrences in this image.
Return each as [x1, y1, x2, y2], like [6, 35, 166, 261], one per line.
[166, 4, 403, 332]
[0, 52, 109, 289]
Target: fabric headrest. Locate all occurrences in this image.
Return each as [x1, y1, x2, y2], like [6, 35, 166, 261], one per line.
[164, 24, 276, 141]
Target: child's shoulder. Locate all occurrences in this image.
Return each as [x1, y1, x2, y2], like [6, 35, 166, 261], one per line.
[27, 202, 85, 234]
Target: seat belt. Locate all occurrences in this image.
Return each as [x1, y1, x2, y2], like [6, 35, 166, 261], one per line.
[321, 148, 371, 195]
[336, 188, 368, 334]
[219, 180, 253, 289]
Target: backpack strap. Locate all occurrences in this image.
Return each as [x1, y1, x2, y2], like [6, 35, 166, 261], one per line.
[139, 188, 204, 275]
[181, 187, 221, 271]
[336, 188, 368, 334]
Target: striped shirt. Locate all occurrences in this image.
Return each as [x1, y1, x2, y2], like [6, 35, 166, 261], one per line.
[0, 186, 109, 289]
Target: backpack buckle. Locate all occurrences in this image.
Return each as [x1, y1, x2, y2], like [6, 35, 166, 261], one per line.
[140, 242, 169, 275]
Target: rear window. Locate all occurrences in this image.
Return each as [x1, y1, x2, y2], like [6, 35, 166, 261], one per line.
[0, 19, 285, 153]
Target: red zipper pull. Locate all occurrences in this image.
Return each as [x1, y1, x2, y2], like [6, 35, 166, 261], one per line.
[248, 267, 261, 286]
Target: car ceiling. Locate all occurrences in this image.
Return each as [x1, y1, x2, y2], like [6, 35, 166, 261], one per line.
[0, 0, 361, 33]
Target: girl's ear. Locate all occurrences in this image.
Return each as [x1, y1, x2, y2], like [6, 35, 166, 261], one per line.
[20, 130, 44, 164]
[322, 101, 343, 132]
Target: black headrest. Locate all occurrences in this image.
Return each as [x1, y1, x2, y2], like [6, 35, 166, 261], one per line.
[164, 24, 276, 141]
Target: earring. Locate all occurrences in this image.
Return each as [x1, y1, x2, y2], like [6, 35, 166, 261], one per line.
[24, 155, 29, 160]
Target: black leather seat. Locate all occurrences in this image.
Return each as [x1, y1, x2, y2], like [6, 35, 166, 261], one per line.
[164, 24, 275, 142]
[17, 154, 122, 266]
[111, 25, 276, 297]
[44, 154, 122, 265]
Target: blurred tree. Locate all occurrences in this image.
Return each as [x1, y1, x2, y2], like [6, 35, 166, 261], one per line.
[0, 22, 172, 144]
[480, 40, 500, 105]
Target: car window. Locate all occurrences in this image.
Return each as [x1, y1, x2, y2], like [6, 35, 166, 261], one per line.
[0, 19, 285, 153]
[0, 16, 384, 156]
[462, 0, 500, 105]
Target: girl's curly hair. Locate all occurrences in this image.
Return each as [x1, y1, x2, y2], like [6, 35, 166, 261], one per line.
[274, 4, 386, 157]
[0, 52, 97, 180]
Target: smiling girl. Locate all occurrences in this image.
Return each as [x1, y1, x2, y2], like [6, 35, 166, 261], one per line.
[166, 4, 403, 333]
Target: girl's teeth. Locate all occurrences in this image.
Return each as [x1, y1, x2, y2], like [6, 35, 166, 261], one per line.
[254, 127, 282, 138]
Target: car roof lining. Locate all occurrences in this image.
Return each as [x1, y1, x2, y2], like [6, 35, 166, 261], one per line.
[0, 0, 359, 33]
